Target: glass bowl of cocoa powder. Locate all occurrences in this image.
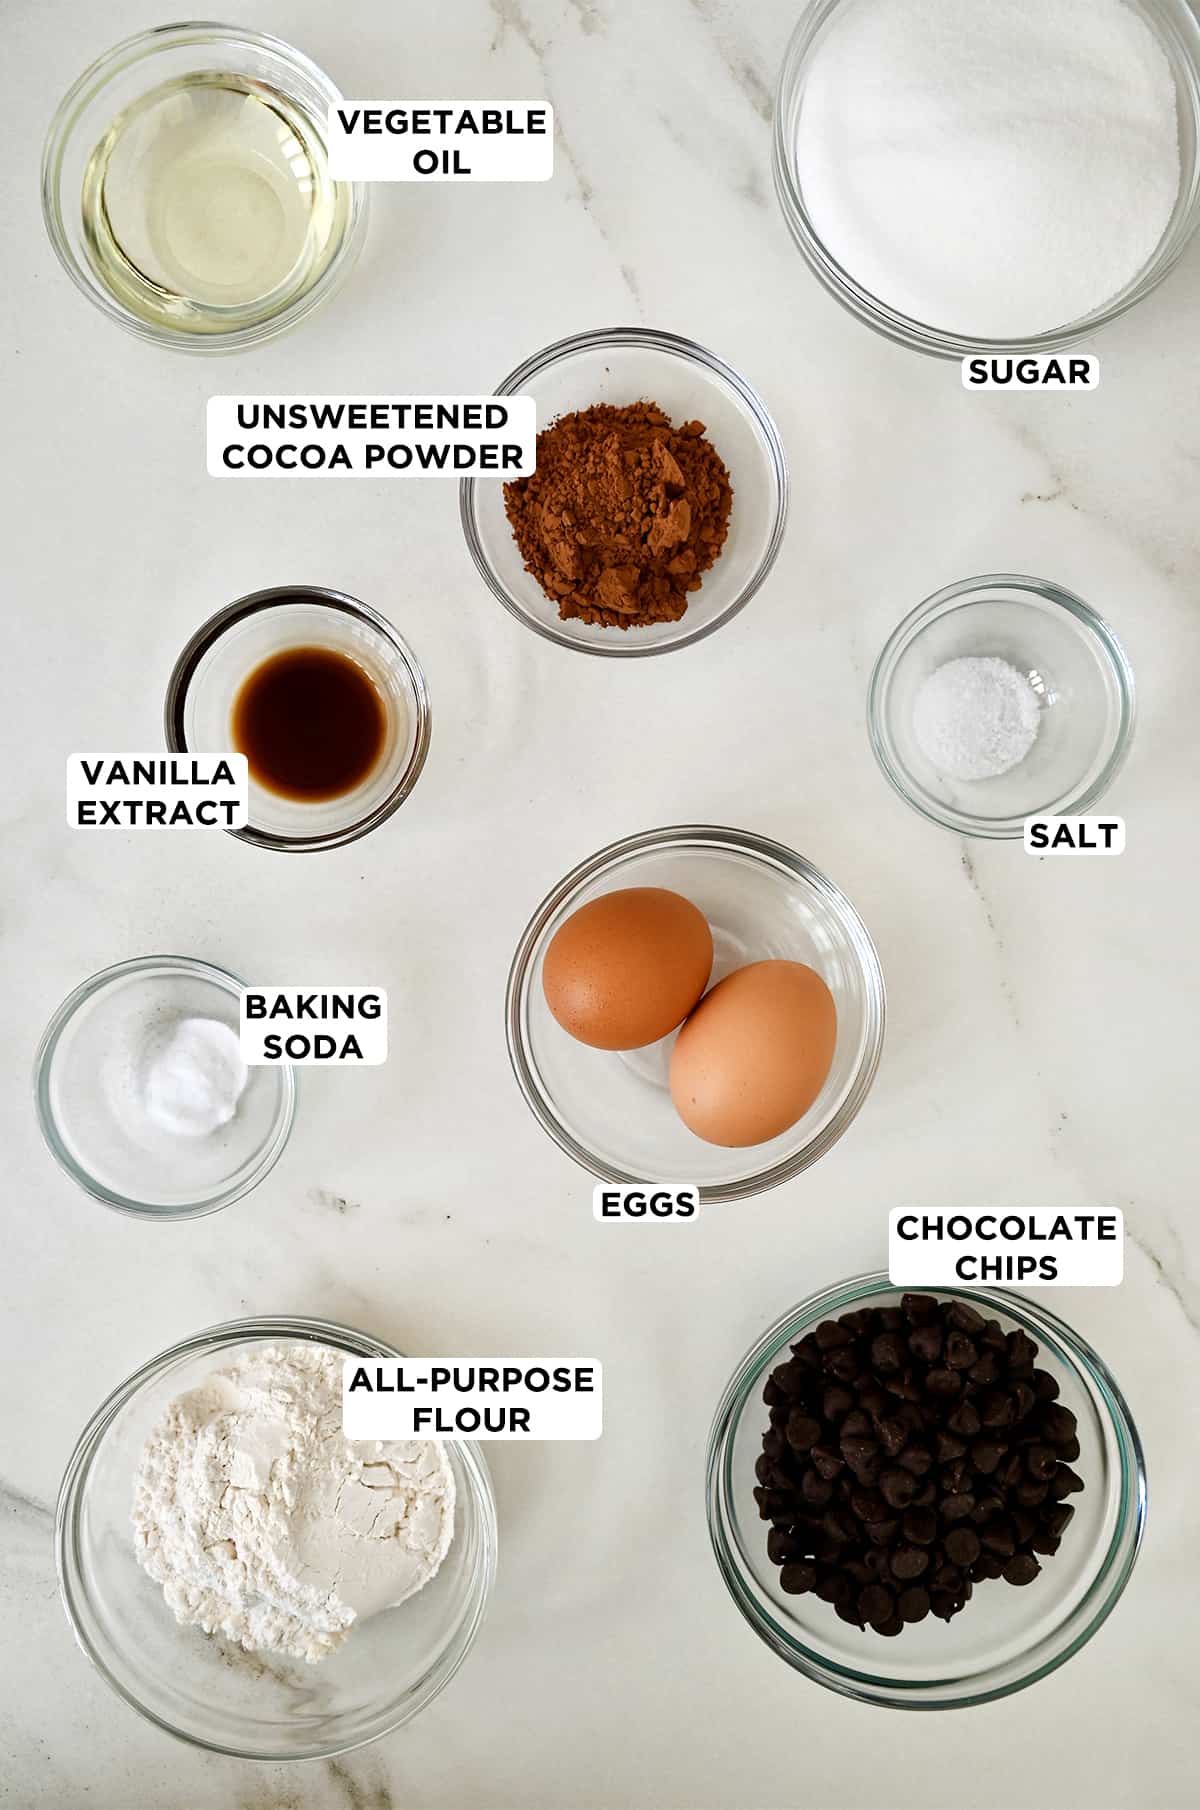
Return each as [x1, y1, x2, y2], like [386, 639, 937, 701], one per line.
[461, 327, 788, 656]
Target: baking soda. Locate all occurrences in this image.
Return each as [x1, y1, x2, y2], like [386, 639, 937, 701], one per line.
[795, 0, 1181, 338]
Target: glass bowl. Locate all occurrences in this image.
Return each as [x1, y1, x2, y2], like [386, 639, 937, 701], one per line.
[707, 1274, 1146, 1709]
[506, 826, 885, 1201]
[867, 575, 1135, 839]
[56, 1316, 497, 1760]
[42, 23, 367, 352]
[165, 585, 431, 853]
[34, 955, 295, 1219]
[772, 0, 1200, 358]
[460, 327, 788, 656]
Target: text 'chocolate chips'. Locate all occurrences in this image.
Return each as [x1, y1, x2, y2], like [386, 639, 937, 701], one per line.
[755, 1294, 1083, 1636]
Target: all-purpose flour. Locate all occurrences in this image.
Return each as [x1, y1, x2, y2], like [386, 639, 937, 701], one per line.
[132, 1343, 455, 1664]
[795, 0, 1181, 338]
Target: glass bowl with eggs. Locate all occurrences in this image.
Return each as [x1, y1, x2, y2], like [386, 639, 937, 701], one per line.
[506, 826, 885, 1201]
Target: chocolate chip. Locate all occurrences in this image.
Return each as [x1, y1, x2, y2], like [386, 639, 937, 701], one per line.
[980, 1391, 1015, 1429]
[779, 1562, 817, 1594]
[980, 1521, 1016, 1558]
[942, 1492, 976, 1522]
[786, 1412, 822, 1453]
[944, 1528, 981, 1567]
[1042, 1501, 1075, 1538]
[880, 1467, 918, 1509]
[858, 1584, 895, 1626]
[897, 1443, 933, 1477]
[935, 1431, 966, 1463]
[945, 1331, 978, 1370]
[947, 1401, 982, 1437]
[822, 1386, 855, 1422]
[1003, 1553, 1041, 1586]
[870, 1332, 906, 1374]
[811, 1444, 844, 1481]
[901, 1507, 938, 1545]
[902, 1294, 938, 1323]
[948, 1301, 986, 1335]
[801, 1469, 834, 1507]
[1032, 1368, 1061, 1403]
[1026, 1444, 1059, 1481]
[814, 1320, 854, 1350]
[925, 1367, 961, 1398]
[890, 1544, 929, 1580]
[908, 1323, 944, 1363]
[897, 1585, 931, 1622]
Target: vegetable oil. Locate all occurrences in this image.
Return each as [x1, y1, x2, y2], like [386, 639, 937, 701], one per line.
[80, 71, 350, 334]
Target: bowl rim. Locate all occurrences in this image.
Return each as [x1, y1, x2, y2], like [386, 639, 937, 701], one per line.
[40, 20, 368, 355]
[505, 824, 886, 1200]
[771, 0, 1200, 359]
[866, 573, 1137, 840]
[706, 1272, 1148, 1710]
[459, 325, 790, 658]
[33, 953, 297, 1219]
[163, 584, 432, 852]
[55, 1313, 499, 1761]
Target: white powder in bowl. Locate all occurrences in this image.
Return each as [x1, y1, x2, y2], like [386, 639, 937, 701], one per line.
[795, 0, 1181, 338]
[913, 656, 1041, 781]
[132, 1343, 456, 1664]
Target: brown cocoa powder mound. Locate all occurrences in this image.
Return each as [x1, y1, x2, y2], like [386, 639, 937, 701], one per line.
[502, 401, 733, 629]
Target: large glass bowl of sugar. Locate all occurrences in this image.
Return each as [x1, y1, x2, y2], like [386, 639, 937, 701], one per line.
[773, 0, 1200, 356]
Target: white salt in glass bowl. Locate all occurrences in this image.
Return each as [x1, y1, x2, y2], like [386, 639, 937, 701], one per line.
[867, 576, 1136, 839]
[506, 826, 885, 1201]
[56, 1316, 497, 1761]
[773, 0, 1200, 358]
[707, 1275, 1146, 1709]
[460, 327, 788, 656]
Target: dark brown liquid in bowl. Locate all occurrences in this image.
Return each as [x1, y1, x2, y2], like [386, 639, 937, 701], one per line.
[232, 646, 388, 802]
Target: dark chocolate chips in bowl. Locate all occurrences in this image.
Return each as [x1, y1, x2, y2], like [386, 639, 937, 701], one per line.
[754, 1294, 1085, 1637]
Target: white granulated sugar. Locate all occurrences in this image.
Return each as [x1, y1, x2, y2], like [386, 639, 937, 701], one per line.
[795, 0, 1181, 337]
[132, 1343, 455, 1664]
[914, 657, 1041, 781]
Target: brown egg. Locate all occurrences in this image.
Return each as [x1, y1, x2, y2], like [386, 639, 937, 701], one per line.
[669, 960, 837, 1147]
[542, 887, 713, 1050]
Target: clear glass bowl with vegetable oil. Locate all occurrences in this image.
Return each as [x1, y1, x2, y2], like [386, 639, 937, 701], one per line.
[42, 23, 367, 351]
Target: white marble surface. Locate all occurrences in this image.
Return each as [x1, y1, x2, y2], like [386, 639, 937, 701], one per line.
[3, 2, 1199, 1806]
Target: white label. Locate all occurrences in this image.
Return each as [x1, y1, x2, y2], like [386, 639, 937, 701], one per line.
[889, 1208, 1124, 1288]
[67, 752, 247, 830]
[240, 987, 387, 1065]
[342, 1360, 602, 1441]
[328, 103, 553, 181]
[962, 355, 1099, 391]
[207, 396, 536, 477]
[592, 1184, 699, 1223]
[1024, 816, 1125, 856]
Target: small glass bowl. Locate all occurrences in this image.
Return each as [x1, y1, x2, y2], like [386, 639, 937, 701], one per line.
[56, 1316, 497, 1760]
[460, 327, 788, 657]
[165, 585, 432, 853]
[773, 0, 1200, 358]
[42, 23, 367, 352]
[34, 955, 295, 1219]
[506, 826, 884, 1201]
[868, 575, 1135, 840]
[707, 1274, 1146, 1710]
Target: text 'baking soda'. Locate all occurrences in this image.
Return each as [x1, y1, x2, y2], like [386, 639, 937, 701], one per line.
[239, 988, 388, 1065]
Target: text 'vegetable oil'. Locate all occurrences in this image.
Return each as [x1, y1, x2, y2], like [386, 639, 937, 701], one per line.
[81, 72, 350, 333]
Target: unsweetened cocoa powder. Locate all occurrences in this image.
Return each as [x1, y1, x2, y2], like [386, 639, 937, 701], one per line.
[503, 402, 733, 629]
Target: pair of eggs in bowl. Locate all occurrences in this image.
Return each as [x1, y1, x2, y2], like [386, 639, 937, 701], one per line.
[540, 887, 837, 1148]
